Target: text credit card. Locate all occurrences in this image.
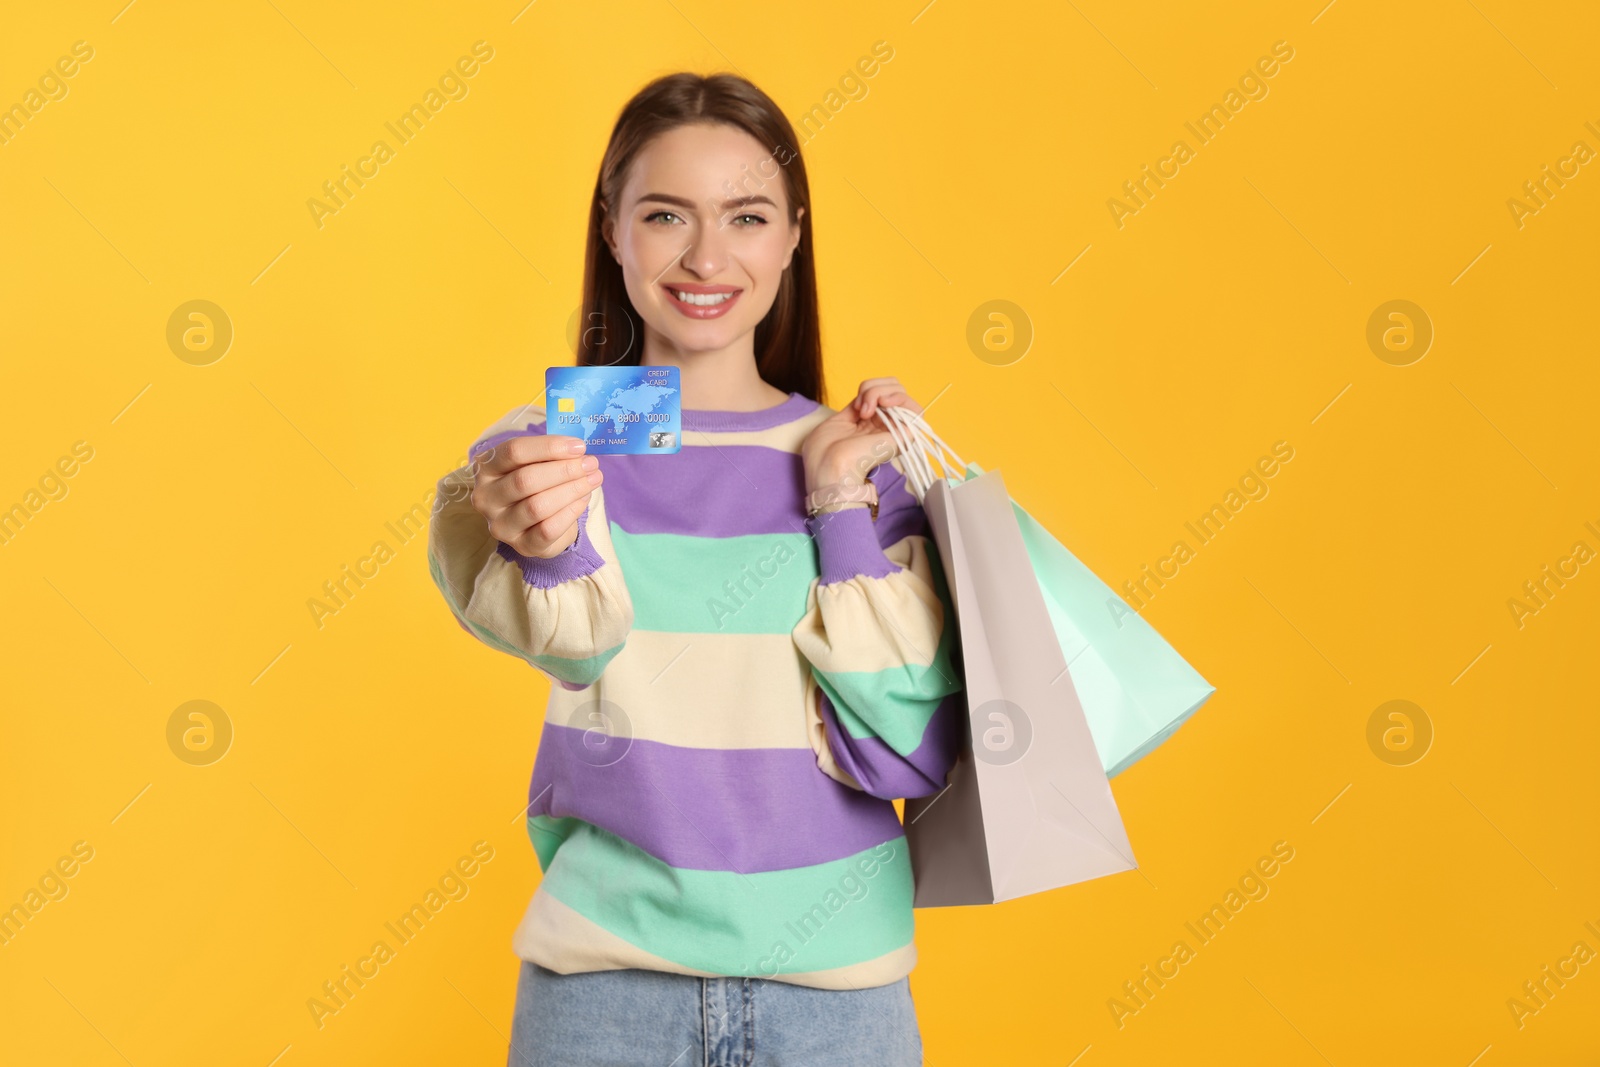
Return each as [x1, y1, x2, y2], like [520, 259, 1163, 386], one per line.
[545, 364, 682, 455]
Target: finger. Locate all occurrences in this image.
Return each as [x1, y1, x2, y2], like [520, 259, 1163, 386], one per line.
[507, 494, 590, 558]
[495, 473, 598, 548]
[859, 383, 909, 420]
[859, 382, 901, 407]
[477, 433, 585, 477]
[876, 393, 922, 417]
[479, 452, 596, 511]
[536, 495, 594, 553]
[851, 376, 897, 407]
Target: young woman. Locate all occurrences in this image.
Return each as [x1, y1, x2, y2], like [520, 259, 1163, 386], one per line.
[427, 71, 964, 1066]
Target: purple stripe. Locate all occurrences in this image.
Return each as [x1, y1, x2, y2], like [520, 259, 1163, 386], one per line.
[863, 463, 928, 553]
[805, 464, 929, 584]
[494, 503, 606, 588]
[682, 391, 816, 432]
[817, 688, 966, 800]
[601, 444, 926, 545]
[601, 446, 808, 537]
[810, 504, 900, 584]
[527, 722, 904, 872]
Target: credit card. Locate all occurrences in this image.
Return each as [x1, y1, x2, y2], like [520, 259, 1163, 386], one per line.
[545, 364, 682, 454]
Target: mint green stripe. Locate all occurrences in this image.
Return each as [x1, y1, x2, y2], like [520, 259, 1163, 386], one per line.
[529, 647, 624, 686]
[528, 815, 582, 873]
[429, 548, 623, 685]
[814, 657, 957, 752]
[536, 819, 913, 976]
[812, 542, 960, 750]
[611, 527, 819, 634]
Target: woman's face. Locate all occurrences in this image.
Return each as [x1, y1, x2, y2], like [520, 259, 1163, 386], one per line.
[604, 122, 804, 358]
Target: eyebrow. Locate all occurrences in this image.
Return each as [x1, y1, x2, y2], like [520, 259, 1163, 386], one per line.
[636, 193, 778, 211]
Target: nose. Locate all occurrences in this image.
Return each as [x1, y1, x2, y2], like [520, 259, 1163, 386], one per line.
[676, 217, 730, 278]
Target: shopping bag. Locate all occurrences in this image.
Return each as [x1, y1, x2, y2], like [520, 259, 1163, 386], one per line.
[881, 410, 1137, 907]
[1010, 488, 1215, 778]
[885, 406, 1213, 780]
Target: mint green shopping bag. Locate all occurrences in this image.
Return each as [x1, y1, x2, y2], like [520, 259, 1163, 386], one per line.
[1004, 473, 1213, 777]
[885, 410, 1213, 779]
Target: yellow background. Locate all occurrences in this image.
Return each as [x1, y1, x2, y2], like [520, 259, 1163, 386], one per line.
[3, 0, 1597, 1063]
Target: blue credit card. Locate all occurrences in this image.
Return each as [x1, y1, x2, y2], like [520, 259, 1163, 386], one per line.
[545, 364, 682, 454]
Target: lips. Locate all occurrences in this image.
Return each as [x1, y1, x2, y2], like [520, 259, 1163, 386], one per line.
[662, 283, 743, 319]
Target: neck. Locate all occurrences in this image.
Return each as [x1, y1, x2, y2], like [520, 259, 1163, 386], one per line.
[640, 327, 787, 411]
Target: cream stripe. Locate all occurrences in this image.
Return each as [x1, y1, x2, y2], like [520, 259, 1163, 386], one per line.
[544, 630, 815, 750]
[476, 401, 547, 442]
[792, 533, 945, 674]
[783, 940, 919, 990]
[513, 887, 918, 990]
[513, 885, 719, 977]
[458, 478, 633, 664]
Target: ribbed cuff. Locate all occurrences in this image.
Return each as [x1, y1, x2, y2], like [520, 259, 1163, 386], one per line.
[496, 503, 606, 589]
[808, 504, 902, 585]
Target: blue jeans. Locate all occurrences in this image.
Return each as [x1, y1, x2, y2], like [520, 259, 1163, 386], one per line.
[507, 961, 924, 1066]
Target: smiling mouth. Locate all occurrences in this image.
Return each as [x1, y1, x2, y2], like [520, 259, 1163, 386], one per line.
[665, 287, 740, 306]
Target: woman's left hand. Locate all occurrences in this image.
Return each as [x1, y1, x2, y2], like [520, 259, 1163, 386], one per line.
[800, 377, 924, 491]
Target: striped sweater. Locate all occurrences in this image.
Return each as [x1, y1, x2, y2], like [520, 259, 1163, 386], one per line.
[427, 389, 964, 990]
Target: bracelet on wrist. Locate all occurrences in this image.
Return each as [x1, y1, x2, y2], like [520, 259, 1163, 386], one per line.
[806, 479, 879, 520]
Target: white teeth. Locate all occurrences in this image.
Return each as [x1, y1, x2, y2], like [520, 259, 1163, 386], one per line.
[671, 289, 734, 306]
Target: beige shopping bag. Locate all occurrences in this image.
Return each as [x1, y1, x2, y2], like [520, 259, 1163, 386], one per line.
[888, 410, 1138, 906]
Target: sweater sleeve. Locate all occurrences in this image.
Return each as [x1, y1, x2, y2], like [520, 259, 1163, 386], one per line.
[791, 458, 965, 800]
[427, 402, 633, 689]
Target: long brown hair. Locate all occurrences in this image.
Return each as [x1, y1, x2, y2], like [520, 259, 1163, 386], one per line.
[577, 72, 824, 406]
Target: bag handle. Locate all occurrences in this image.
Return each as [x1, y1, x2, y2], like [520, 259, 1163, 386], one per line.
[880, 404, 969, 503]
[882, 406, 950, 501]
[878, 408, 931, 500]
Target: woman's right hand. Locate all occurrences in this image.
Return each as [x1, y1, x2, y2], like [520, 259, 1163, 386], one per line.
[470, 434, 602, 559]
